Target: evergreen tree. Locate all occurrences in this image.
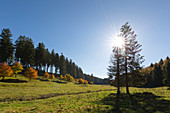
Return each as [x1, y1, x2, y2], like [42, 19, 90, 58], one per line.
[78, 67, 84, 79]
[167, 62, 170, 86]
[72, 62, 77, 78]
[65, 58, 70, 74]
[90, 74, 94, 82]
[50, 49, 55, 73]
[164, 57, 170, 85]
[76, 66, 79, 79]
[15, 36, 34, 67]
[120, 22, 144, 94]
[108, 48, 124, 95]
[35, 43, 46, 71]
[22, 37, 35, 67]
[45, 49, 51, 72]
[159, 59, 164, 66]
[69, 59, 73, 76]
[54, 53, 59, 74]
[15, 35, 26, 62]
[59, 53, 66, 75]
[0, 28, 14, 64]
[152, 64, 163, 86]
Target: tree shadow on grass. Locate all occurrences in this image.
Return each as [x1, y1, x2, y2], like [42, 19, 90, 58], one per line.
[0, 79, 28, 83]
[53, 80, 67, 84]
[87, 92, 170, 113]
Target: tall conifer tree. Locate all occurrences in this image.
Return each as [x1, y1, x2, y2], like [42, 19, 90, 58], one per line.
[0, 28, 14, 64]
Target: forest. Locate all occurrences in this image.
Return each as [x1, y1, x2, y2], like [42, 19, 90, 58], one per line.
[0, 28, 109, 84]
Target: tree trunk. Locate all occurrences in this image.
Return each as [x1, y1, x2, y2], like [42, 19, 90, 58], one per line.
[117, 48, 120, 97]
[125, 50, 130, 95]
[51, 65, 53, 73]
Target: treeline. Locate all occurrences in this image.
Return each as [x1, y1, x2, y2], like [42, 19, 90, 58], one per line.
[84, 74, 109, 84]
[0, 28, 109, 84]
[0, 28, 84, 79]
[111, 56, 170, 87]
[142, 56, 170, 87]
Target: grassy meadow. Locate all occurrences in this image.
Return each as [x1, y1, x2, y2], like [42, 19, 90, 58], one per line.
[0, 75, 170, 113]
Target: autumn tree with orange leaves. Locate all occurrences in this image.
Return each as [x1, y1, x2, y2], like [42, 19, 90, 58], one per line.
[24, 67, 38, 81]
[0, 62, 13, 80]
[44, 72, 49, 79]
[49, 74, 55, 81]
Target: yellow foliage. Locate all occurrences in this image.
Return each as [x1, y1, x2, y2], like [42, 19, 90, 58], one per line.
[75, 79, 79, 82]
[78, 78, 84, 84]
[90, 81, 93, 85]
[63, 75, 67, 81]
[49, 74, 55, 79]
[0, 62, 13, 79]
[84, 80, 88, 84]
[60, 75, 64, 80]
[44, 72, 49, 78]
[63, 74, 74, 82]
[24, 67, 38, 81]
[11, 61, 23, 75]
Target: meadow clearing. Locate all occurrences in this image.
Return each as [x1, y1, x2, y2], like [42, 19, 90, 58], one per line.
[0, 75, 170, 113]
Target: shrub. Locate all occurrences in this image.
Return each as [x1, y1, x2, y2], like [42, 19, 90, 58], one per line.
[66, 74, 74, 82]
[0, 62, 13, 80]
[75, 79, 79, 82]
[89, 81, 93, 85]
[11, 61, 23, 77]
[63, 75, 67, 81]
[44, 72, 49, 79]
[60, 75, 64, 80]
[79, 78, 84, 84]
[84, 80, 88, 84]
[24, 67, 38, 81]
[49, 74, 55, 80]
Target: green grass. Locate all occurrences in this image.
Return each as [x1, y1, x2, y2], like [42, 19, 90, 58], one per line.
[0, 76, 170, 113]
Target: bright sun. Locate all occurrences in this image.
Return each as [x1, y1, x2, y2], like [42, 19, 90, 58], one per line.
[113, 35, 124, 48]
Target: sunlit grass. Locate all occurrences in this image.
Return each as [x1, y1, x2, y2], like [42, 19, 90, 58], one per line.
[0, 76, 169, 112]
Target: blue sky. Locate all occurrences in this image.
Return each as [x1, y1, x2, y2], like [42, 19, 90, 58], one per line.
[0, 0, 170, 78]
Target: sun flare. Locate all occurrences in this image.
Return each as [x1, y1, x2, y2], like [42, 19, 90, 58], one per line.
[113, 35, 124, 48]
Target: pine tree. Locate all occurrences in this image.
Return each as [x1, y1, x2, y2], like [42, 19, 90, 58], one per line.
[108, 48, 124, 95]
[22, 37, 35, 67]
[167, 62, 170, 86]
[152, 64, 163, 86]
[59, 53, 66, 75]
[15, 36, 35, 67]
[15, 35, 26, 63]
[72, 62, 77, 78]
[120, 22, 144, 94]
[0, 28, 14, 64]
[54, 53, 59, 74]
[35, 43, 46, 71]
[50, 49, 55, 73]
[45, 49, 51, 72]
[78, 67, 84, 79]
[69, 59, 73, 76]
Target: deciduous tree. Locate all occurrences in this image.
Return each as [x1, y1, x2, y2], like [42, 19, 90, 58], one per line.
[0, 62, 13, 80]
[44, 72, 49, 78]
[11, 61, 23, 77]
[24, 67, 38, 81]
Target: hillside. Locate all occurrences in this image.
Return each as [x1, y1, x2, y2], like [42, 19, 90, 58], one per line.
[0, 76, 170, 112]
